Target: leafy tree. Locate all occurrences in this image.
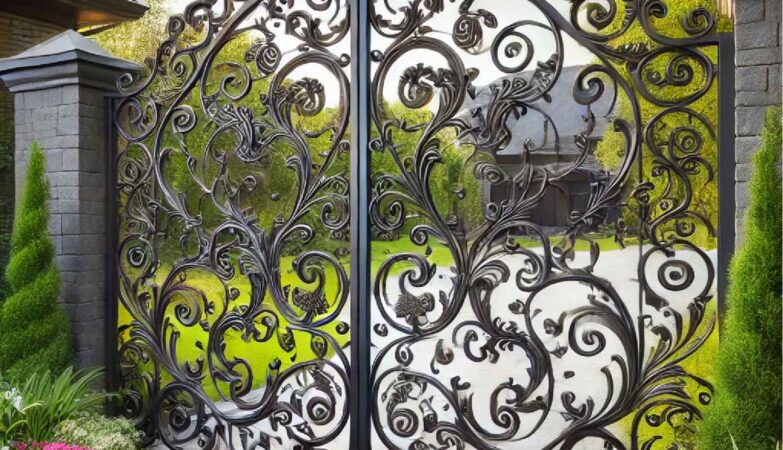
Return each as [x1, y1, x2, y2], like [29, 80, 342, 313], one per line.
[89, 0, 169, 63]
[371, 102, 485, 239]
[697, 106, 782, 450]
[0, 143, 71, 380]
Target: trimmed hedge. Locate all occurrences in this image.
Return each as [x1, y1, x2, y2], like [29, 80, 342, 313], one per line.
[698, 106, 782, 449]
[0, 143, 71, 380]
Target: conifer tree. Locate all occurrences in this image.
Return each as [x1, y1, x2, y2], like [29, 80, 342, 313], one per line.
[698, 106, 782, 449]
[0, 142, 71, 379]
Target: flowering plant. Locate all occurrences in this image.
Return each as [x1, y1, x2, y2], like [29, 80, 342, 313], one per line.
[53, 414, 140, 450]
[0, 382, 41, 446]
[14, 443, 90, 450]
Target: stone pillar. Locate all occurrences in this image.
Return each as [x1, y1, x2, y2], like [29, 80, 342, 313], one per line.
[734, 0, 782, 242]
[0, 30, 139, 369]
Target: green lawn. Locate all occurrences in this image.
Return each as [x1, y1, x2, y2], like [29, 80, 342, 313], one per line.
[119, 235, 717, 425]
[370, 237, 454, 269]
[118, 257, 350, 400]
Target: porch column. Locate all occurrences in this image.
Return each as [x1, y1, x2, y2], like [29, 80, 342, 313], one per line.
[0, 30, 138, 369]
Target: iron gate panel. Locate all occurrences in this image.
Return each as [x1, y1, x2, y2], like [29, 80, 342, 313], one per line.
[113, 1, 353, 447]
[110, 0, 730, 448]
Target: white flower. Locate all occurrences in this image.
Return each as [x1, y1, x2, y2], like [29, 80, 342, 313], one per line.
[3, 388, 18, 401]
[12, 395, 22, 411]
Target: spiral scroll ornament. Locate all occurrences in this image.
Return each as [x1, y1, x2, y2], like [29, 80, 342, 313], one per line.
[368, 0, 721, 448]
[112, 0, 724, 448]
[114, 0, 350, 447]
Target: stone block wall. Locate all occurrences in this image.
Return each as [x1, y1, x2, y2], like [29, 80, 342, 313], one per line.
[734, 0, 782, 240]
[0, 11, 63, 57]
[13, 84, 108, 368]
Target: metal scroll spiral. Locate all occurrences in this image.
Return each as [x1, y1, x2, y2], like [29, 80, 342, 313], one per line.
[114, 0, 350, 448]
[369, 0, 718, 449]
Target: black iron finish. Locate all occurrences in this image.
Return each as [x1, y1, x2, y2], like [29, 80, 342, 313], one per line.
[717, 32, 735, 322]
[105, 93, 121, 401]
[367, 1, 725, 449]
[349, 0, 372, 446]
[110, 0, 732, 448]
[113, 1, 352, 447]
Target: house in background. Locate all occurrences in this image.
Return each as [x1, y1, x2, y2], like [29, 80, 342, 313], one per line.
[0, 0, 148, 292]
[468, 65, 613, 231]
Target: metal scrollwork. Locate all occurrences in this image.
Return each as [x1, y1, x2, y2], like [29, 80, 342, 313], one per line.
[114, 0, 723, 448]
[369, 0, 720, 449]
[115, 0, 350, 448]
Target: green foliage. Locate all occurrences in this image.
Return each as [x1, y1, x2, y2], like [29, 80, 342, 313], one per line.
[14, 368, 110, 443]
[53, 413, 142, 450]
[0, 143, 71, 380]
[371, 102, 485, 238]
[89, 0, 169, 63]
[697, 106, 782, 450]
[604, 0, 732, 46]
[0, 381, 38, 445]
[0, 368, 110, 445]
[596, 82, 719, 248]
[594, 0, 729, 249]
[0, 230, 10, 300]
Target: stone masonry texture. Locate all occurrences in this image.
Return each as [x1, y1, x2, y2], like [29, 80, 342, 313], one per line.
[13, 84, 109, 369]
[734, 0, 782, 242]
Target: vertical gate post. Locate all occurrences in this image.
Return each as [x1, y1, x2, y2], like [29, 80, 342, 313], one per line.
[0, 30, 139, 370]
[349, 0, 371, 446]
[717, 32, 736, 321]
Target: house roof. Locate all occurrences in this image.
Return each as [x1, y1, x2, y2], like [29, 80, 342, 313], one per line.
[464, 65, 614, 157]
[1, 0, 148, 29]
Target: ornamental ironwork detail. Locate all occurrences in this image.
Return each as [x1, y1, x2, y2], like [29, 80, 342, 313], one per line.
[367, 0, 720, 449]
[114, 1, 351, 447]
[112, 0, 725, 448]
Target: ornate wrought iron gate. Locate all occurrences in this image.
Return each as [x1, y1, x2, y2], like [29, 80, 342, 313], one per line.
[110, 0, 734, 448]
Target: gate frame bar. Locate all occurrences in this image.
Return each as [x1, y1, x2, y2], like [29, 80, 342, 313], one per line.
[349, 0, 372, 446]
[717, 32, 736, 323]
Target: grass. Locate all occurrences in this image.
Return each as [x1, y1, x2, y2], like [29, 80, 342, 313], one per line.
[119, 235, 718, 415]
[370, 237, 454, 270]
[118, 257, 349, 400]
[117, 238, 451, 398]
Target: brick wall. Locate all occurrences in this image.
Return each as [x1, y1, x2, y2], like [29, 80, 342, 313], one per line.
[0, 11, 64, 159]
[0, 11, 63, 57]
[13, 85, 109, 367]
[0, 14, 137, 372]
[734, 0, 782, 240]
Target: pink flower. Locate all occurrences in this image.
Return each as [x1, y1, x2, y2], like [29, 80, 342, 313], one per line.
[15, 443, 90, 450]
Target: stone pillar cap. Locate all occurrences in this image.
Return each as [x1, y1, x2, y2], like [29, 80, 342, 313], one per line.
[0, 29, 142, 93]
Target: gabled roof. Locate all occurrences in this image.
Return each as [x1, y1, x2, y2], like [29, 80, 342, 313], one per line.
[464, 65, 613, 156]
